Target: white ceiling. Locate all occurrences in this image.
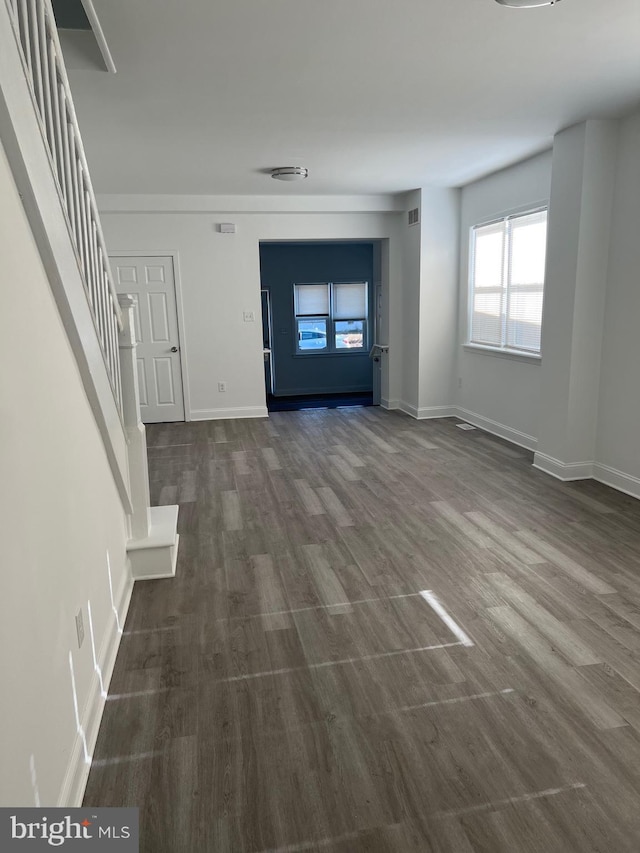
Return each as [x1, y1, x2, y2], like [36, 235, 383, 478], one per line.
[68, 0, 640, 195]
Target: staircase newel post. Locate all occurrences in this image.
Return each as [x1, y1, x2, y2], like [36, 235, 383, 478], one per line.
[118, 293, 151, 540]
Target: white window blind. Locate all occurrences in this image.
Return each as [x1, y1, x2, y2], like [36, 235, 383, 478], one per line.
[333, 282, 367, 320]
[470, 222, 505, 348]
[293, 280, 369, 354]
[470, 208, 547, 354]
[506, 210, 547, 352]
[294, 283, 329, 316]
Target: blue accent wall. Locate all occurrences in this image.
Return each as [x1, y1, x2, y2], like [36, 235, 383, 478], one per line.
[259, 242, 374, 396]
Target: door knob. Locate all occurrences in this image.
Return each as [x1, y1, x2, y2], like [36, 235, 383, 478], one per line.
[170, 346, 178, 353]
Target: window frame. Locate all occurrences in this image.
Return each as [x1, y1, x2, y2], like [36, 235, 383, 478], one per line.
[467, 205, 548, 357]
[294, 280, 369, 356]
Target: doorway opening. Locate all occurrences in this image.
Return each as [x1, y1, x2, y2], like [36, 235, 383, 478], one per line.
[259, 241, 382, 412]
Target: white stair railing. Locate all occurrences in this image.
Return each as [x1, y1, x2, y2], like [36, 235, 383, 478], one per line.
[6, 0, 122, 415]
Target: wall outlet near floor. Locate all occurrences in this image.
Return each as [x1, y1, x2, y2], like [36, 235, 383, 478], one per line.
[218, 381, 227, 392]
[243, 311, 255, 322]
[75, 608, 85, 649]
[458, 377, 462, 389]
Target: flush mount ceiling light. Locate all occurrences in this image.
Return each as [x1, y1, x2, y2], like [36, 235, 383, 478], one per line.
[271, 166, 309, 182]
[495, 0, 562, 6]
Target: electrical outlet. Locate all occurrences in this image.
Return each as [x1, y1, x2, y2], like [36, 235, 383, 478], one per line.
[75, 608, 85, 649]
[243, 311, 255, 323]
[458, 377, 462, 389]
[218, 381, 227, 392]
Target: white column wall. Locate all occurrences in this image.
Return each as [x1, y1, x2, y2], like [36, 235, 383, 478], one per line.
[399, 190, 422, 412]
[535, 120, 618, 475]
[418, 187, 460, 416]
[595, 112, 640, 495]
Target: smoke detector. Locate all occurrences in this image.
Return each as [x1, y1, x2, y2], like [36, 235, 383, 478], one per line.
[495, 0, 562, 6]
[271, 167, 309, 182]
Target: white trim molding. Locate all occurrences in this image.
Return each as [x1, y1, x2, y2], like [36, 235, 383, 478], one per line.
[383, 401, 538, 451]
[396, 402, 457, 420]
[456, 407, 537, 452]
[463, 344, 542, 365]
[191, 406, 269, 421]
[98, 194, 404, 215]
[532, 453, 594, 481]
[533, 455, 640, 499]
[398, 402, 419, 418]
[415, 405, 458, 420]
[79, 0, 117, 73]
[593, 463, 640, 501]
[58, 570, 134, 807]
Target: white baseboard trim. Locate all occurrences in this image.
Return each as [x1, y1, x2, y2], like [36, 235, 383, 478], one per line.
[533, 455, 640, 499]
[532, 453, 594, 481]
[58, 569, 134, 807]
[397, 401, 418, 418]
[416, 405, 458, 420]
[396, 402, 466, 421]
[381, 398, 400, 410]
[190, 406, 268, 421]
[399, 402, 457, 419]
[593, 463, 640, 500]
[455, 407, 538, 452]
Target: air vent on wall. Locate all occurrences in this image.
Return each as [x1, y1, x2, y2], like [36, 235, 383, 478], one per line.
[408, 208, 420, 227]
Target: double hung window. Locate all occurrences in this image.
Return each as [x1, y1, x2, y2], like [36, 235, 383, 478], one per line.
[294, 281, 368, 354]
[469, 208, 548, 354]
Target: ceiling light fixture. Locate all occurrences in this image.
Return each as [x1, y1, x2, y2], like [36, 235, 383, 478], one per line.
[271, 166, 309, 182]
[495, 0, 562, 6]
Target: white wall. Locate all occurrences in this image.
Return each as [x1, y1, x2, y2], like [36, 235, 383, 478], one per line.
[99, 199, 404, 419]
[455, 151, 552, 447]
[400, 190, 421, 410]
[536, 121, 618, 471]
[395, 187, 460, 417]
[418, 187, 460, 415]
[454, 121, 639, 497]
[0, 141, 131, 806]
[596, 112, 640, 492]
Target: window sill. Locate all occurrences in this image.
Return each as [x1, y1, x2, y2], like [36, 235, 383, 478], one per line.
[463, 344, 541, 364]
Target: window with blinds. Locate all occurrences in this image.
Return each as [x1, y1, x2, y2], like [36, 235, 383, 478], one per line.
[293, 281, 368, 354]
[294, 283, 330, 317]
[469, 208, 547, 354]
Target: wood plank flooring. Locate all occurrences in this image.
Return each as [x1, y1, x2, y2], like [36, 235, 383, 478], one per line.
[84, 408, 640, 852]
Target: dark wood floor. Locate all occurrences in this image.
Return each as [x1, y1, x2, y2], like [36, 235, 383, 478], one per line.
[84, 408, 640, 852]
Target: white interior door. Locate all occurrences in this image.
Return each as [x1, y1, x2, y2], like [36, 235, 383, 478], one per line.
[111, 256, 185, 423]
